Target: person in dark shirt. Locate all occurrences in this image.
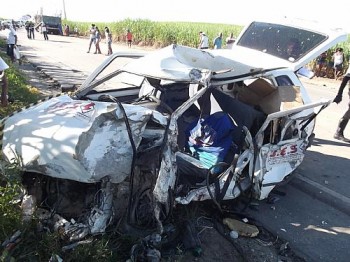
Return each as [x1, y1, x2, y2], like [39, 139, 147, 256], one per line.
[333, 67, 350, 143]
[315, 51, 327, 77]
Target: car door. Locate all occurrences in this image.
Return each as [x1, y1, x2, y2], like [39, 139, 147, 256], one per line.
[251, 99, 331, 200]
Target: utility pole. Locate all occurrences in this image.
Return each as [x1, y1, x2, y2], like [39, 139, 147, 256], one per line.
[62, 0, 67, 20]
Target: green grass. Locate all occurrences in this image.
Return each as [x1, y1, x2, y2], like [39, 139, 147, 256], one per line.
[64, 18, 243, 48]
[0, 40, 42, 118]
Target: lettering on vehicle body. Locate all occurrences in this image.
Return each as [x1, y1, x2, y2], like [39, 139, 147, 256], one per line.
[45, 101, 96, 120]
[266, 142, 306, 166]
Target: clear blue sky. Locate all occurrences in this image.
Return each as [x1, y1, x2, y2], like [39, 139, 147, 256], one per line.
[1, 0, 349, 31]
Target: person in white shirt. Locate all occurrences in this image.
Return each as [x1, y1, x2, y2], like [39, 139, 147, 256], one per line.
[42, 23, 49, 40]
[87, 24, 96, 53]
[3, 24, 17, 62]
[332, 48, 344, 80]
[198, 32, 209, 49]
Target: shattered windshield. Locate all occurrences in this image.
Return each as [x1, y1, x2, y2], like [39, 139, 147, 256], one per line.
[236, 22, 328, 62]
[92, 71, 145, 92]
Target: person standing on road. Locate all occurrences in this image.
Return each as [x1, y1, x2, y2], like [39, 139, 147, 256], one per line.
[126, 29, 133, 48]
[64, 24, 70, 36]
[105, 27, 113, 55]
[94, 27, 102, 54]
[87, 24, 96, 53]
[3, 24, 17, 63]
[198, 31, 209, 49]
[74, 26, 78, 35]
[333, 66, 350, 143]
[213, 32, 223, 49]
[29, 21, 35, 40]
[42, 23, 49, 41]
[332, 48, 344, 80]
[315, 51, 327, 77]
[0, 57, 9, 107]
[225, 33, 235, 49]
[25, 21, 31, 39]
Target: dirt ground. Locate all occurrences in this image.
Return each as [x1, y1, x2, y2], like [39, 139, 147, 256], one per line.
[16, 58, 342, 262]
[167, 201, 306, 262]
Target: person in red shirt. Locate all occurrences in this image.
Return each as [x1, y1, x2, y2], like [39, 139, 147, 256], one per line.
[126, 29, 133, 48]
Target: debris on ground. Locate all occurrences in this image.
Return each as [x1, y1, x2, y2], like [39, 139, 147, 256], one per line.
[223, 217, 259, 237]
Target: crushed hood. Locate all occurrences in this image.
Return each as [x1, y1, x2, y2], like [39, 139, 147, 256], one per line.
[2, 95, 168, 183]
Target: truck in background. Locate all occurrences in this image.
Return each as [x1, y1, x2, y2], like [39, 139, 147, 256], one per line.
[34, 15, 62, 35]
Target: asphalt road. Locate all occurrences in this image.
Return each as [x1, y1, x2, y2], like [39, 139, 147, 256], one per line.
[3, 28, 350, 261]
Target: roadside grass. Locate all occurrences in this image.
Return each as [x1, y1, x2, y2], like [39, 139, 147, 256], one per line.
[7, 230, 137, 261]
[0, 41, 103, 261]
[0, 159, 23, 241]
[0, 40, 42, 119]
[1, 39, 42, 244]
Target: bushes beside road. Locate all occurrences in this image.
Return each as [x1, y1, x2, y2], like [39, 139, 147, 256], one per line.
[0, 39, 41, 118]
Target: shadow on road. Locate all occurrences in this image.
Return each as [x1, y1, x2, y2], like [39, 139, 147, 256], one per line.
[19, 39, 71, 44]
[310, 137, 350, 148]
[299, 144, 350, 200]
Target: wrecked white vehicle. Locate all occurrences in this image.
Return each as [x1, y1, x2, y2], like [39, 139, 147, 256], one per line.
[1, 18, 347, 238]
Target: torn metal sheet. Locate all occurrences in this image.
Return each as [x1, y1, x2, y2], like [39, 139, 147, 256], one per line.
[3, 95, 168, 183]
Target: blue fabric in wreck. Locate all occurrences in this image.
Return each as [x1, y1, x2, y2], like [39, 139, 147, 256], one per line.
[187, 111, 236, 169]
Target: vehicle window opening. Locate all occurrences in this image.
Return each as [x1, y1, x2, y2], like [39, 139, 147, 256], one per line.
[176, 86, 266, 189]
[236, 21, 327, 61]
[275, 75, 294, 86]
[133, 78, 173, 114]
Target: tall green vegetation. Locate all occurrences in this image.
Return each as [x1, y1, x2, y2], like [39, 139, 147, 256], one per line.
[64, 18, 243, 48]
